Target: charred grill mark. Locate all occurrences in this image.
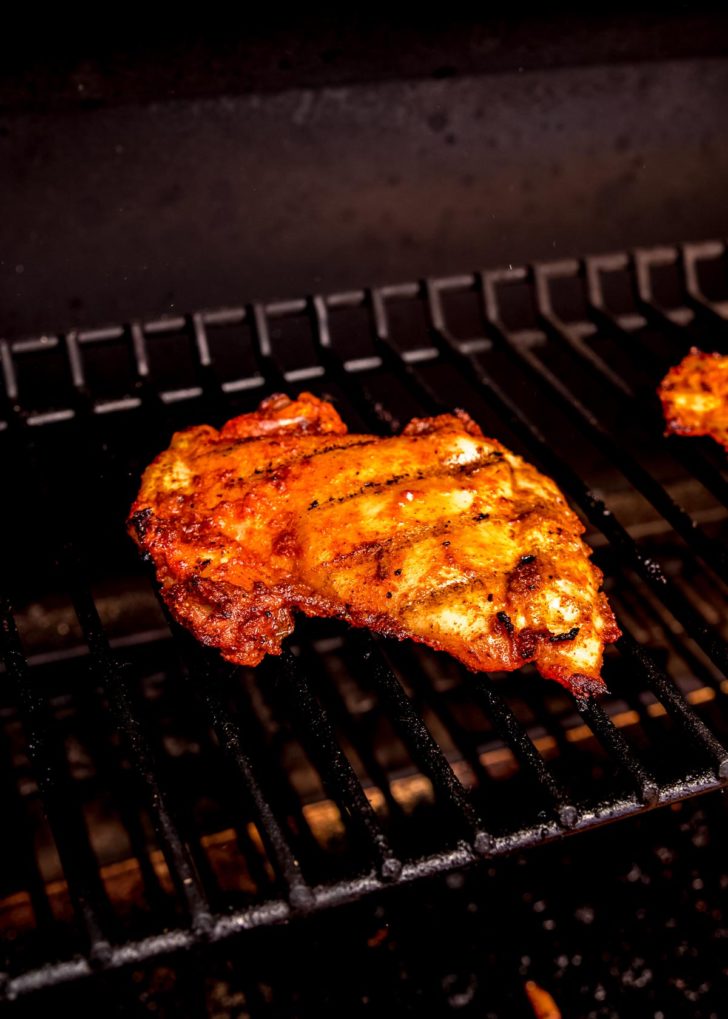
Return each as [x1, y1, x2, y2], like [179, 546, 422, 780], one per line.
[549, 626, 580, 644]
[325, 534, 401, 566]
[319, 494, 518, 572]
[250, 437, 378, 475]
[374, 546, 389, 581]
[322, 506, 499, 568]
[399, 577, 484, 615]
[496, 611, 514, 635]
[307, 452, 502, 512]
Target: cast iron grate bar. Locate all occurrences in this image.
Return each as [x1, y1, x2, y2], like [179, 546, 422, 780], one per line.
[299, 638, 407, 821]
[67, 571, 214, 933]
[468, 676, 578, 827]
[383, 642, 495, 795]
[12, 377, 218, 933]
[351, 634, 492, 854]
[619, 584, 722, 696]
[682, 241, 728, 336]
[70, 668, 170, 917]
[615, 628, 728, 778]
[570, 695, 659, 805]
[271, 648, 402, 881]
[175, 636, 315, 909]
[0, 717, 55, 931]
[0, 596, 113, 962]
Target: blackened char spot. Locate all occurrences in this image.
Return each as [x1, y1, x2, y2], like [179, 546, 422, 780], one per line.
[496, 611, 514, 635]
[549, 626, 580, 644]
[130, 507, 153, 540]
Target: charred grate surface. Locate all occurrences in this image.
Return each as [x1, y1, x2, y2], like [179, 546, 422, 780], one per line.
[0, 239, 727, 1004]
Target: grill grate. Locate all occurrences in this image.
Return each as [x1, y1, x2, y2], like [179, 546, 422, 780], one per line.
[0, 240, 727, 1002]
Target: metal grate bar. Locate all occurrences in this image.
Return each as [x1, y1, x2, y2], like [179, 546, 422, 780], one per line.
[638, 264, 728, 358]
[618, 583, 722, 695]
[384, 643, 495, 794]
[177, 640, 315, 909]
[469, 676, 579, 827]
[0, 596, 112, 960]
[681, 241, 728, 332]
[272, 649, 402, 880]
[70, 672, 170, 916]
[12, 376, 216, 931]
[300, 639, 406, 820]
[0, 718, 55, 930]
[351, 634, 492, 854]
[67, 575, 214, 933]
[616, 627, 728, 778]
[570, 696, 659, 805]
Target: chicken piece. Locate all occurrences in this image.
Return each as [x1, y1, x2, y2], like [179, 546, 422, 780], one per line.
[658, 348, 728, 451]
[128, 393, 619, 695]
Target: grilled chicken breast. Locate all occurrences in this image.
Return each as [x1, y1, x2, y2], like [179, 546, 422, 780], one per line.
[129, 393, 619, 695]
[658, 348, 728, 451]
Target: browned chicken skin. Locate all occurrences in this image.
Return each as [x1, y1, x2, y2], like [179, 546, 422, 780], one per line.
[128, 393, 620, 695]
[658, 348, 728, 451]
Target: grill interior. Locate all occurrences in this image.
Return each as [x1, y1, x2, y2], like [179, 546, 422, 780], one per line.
[1, 238, 728, 1009]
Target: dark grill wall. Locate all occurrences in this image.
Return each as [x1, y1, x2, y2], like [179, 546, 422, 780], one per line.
[2, 13, 728, 339]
